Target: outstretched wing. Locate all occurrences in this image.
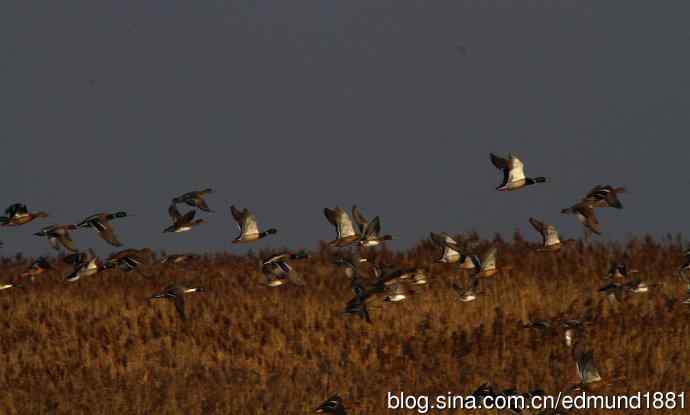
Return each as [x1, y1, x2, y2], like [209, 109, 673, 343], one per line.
[179, 209, 196, 224]
[480, 247, 497, 272]
[507, 154, 525, 183]
[168, 204, 182, 222]
[362, 216, 382, 239]
[57, 232, 78, 252]
[230, 205, 243, 223]
[351, 205, 369, 233]
[490, 153, 509, 170]
[528, 217, 547, 244]
[334, 207, 357, 239]
[98, 221, 123, 246]
[577, 205, 601, 235]
[195, 197, 211, 212]
[242, 210, 260, 236]
[544, 224, 561, 246]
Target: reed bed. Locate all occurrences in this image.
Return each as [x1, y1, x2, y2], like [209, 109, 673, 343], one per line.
[0, 234, 688, 414]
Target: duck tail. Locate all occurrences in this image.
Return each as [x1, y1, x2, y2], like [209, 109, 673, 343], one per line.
[264, 228, 278, 236]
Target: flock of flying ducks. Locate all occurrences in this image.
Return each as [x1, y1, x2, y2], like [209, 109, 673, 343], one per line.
[2, 153, 689, 414]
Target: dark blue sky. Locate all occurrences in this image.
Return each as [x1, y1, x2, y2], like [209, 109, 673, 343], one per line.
[2, 1, 690, 257]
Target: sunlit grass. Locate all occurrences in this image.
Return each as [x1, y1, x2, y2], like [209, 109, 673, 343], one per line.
[0, 234, 688, 414]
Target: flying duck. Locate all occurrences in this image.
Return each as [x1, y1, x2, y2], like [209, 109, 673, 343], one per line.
[358, 216, 393, 247]
[561, 202, 601, 236]
[150, 284, 207, 320]
[314, 394, 347, 414]
[598, 276, 653, 304]
[430, 232, 462, 263]
[64, 250, 105, 282]
[429, 232, 478, 268]
[172, 188, 214, 212]
[19, 257, 53, 282]
[324, 207, 360, 247]
[258, 252, 309, 287]
[164, 204, 207, 233]
[528, 217, 574, 252]
[77, 212, 130, 246]
[230, 205, 277, 243]
[33, 224, 78, 252]
[0, 203, 48, 227]
[582, 185, 626, 209]
[490, 153, 547, 191]
[351, 205, 369, 235]
[475, 246, 499, 278]
[105, 248, 153, 274]
[452, 274, 480, 302]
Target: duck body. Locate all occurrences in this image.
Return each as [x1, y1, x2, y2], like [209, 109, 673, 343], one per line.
[164, 204, 206, 233]
[34, 224, 78, 252]
[172, 188, 214, 212]
[490, 153, 547, 191]
[231, 205, 277, 243]
[77, 212, 129, 246]
[324, 207, 359, 247]
[0, 203, 48, 226]
[150, 284, 207, 320]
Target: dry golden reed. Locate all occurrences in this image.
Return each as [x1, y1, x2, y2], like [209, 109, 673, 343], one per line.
[0, 234, 688, 414]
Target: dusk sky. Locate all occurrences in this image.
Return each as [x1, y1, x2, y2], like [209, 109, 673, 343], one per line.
[2, 1, 690, 257]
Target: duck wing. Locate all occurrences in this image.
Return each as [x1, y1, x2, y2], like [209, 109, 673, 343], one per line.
[480, 247, 497, 272]
[97, 221, 123, 246]
[168, 204, 182, 222]
[507, 154, 526, 183]
[333, 207, 357, 239]
[179, 209, 196, 224]
[528, 217, 548, 245]
[57, 232, 78, 252]
[241, 210, 260, 236]
[490, 153, 510, 186]
[577, 205, 601, 235]
[351, 205, 369, 233]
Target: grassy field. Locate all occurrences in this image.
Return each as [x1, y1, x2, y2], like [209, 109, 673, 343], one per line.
[0, 234, 689, 414]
